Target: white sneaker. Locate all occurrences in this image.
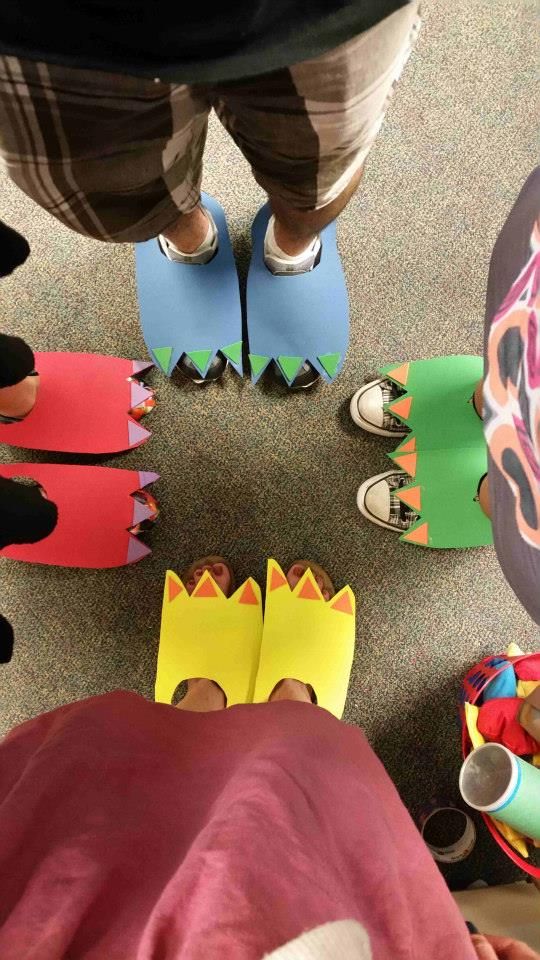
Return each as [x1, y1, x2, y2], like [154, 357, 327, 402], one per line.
[159, 206, 218, 265]
[264, 215, 321, 276]
[357, 470, 419, 532]
[350, 378, 410, 437]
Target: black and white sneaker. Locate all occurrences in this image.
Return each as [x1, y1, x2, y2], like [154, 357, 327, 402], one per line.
[350, 378, 410, 437]
[357, 470, 419, 532]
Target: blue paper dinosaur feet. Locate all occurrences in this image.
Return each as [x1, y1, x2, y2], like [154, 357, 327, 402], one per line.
[135, 193, 243, 380]
[246, 204, 349, 386]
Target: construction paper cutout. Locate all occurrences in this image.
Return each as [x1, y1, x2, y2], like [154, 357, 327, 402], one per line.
[517, 680, 540, 699]
[387, 362, 409, 386]
[298, 573, 323, 600]
[318, 353, 341, 379]
[379, 357, 493, 549]
[270, 563, 288, 591]
[0, 353, 154, 454]
[186, 349, 213, 377]
[239, 580, 259, 605]
[192, 570, 221, 598]
[397, 445, 492, 549]
[389, 395, 412, 419]
[396, 484, 422, 511]
[330, 589, 354, 616]
[464, 702, 486, 750]
[0, 463, 158, 567]
[249, 354, 271, 381]
[152, 347, 173, 375]
[397, 436, 416, 453]
[139, 471, 160, 487]
[132, 497, 155, 526]
[130, 381, 153, 407]
[221, 341, 243, 366]
[156, 570, 263, 706]
[128, 420, 151, 447]
[507, 642, 525, 658]
[136, 194, 243, 377]
[127, 536, 151, 564]
[402, 522, 429, 545]
[247, 204, 349, 385]
[167, 574, 183, 603]
[277, 355, 303, 382]
[132, 360, 153, 375]
[381, 355, 483, 448]
[490, 818, 529, 859]
[393, 451, 417, 476]
[253, 560, 355, 719]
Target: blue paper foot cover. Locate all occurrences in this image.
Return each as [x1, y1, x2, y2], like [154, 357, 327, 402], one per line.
[246, 204, 349, 385]
[136, 194, 243, 378]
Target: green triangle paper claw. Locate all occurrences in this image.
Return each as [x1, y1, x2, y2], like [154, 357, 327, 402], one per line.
[152, 346, 174, 375]
[277, 355, 304, 383]
[317, 352, 341, 380]
[249, 353, 271, 381]
[185, 349, 213, 376]
[221, 340, 243, 368]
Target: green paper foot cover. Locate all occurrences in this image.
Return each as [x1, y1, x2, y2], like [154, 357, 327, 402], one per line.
[381, 355, 484, 449]
[380, 356, 492, 548]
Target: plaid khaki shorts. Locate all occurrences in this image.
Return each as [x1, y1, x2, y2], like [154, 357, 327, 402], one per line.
[0, 4, 420, 243]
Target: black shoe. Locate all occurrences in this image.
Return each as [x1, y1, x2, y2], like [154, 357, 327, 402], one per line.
[177, 353, 228, 384]
[274, 361, 320, 390]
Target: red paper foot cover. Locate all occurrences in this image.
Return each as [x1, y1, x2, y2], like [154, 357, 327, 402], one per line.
[0, 354, 154, 454]
[0, 463, 159, 568]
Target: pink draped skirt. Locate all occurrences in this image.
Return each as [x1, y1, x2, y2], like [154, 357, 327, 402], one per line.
[0, 692, 475, 959]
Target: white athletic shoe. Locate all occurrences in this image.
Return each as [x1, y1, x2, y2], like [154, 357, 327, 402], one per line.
[159, 206, 218, 265]
[264, 215, 321, 276]
[357, 470, 419, 532]
[350, 378, 410, 437]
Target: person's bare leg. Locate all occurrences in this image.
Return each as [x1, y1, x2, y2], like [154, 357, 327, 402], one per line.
[162, 206, 210, 254]
[0, 376, 39, 419]
[473, 378, 484, 418]
[472, 380, 492, 519]
[478, 474, 491, 519]
[270, 165, 364, 256]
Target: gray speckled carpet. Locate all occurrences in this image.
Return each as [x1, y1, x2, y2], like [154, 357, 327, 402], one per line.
[1, 0, 539, 889]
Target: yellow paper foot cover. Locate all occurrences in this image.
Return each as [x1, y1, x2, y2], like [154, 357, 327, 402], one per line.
[253, 559, 356, 718]
[155, 569, 263, 706]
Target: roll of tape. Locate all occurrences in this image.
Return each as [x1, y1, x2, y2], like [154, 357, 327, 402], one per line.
[418, 800, 476, 863]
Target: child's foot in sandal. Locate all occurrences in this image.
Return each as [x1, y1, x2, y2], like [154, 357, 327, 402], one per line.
[176, 555, 234, 711]
[183, 555, 234, 597]
[268, 559, 336, 704]
[254, 559, 355, 717]
[284, 559, 334, 601]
